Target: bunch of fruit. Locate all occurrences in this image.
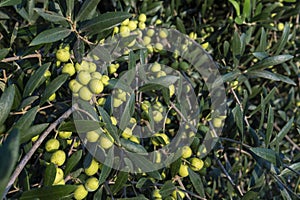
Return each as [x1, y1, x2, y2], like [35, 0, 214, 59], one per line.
[30, 12, 216, 200]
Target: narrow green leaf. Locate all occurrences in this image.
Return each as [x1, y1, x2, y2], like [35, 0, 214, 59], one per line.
[80, 12, 132, 35]
[249, 55, 294, 71]
[242, 0, 251, 19]
[265, 105, 274, 147]
[0, 84, 15, 125]
[228, 0, 241, 16]
[275, 23, 290, 55]
[23, 63, 50, 97]
[149, 75, 179, 86]
[280, 162, 300, 176]
[40, 74, 69, 105]
[247, 70, 296, 85]
[176, 17, 186, 34]
[66, 0, 74, 19]
[170, 157, 181, 177]
[98, 158, 113, 185]
[64, 150, 82, 176]
[270, 117, 294, 146]
[119, 94, 135, 130]
[0, 0, 21, 7]
[120, 138, 147, 154]
[19, 96, 39, 110]
[93, 186, 103, 200]
[30, 27, 71, 46]
[280, 187, 292, 200]
[249, 87, 276, 117]
[20, 123, 49, 143]
[250, 147, 281, 166]
[20, 185, 77, 200]
[256, 28, 266, 52]
[97, 106, 119, 144]
[188, 168, 205, 197]
[10, 22, 18, 46]
[253, 52, 268, 60]
[44, 163, 56, 186]
[73, 120, 101, 133]
[159, 181, 176, 198]
[98, 166, 112, 186]
[143, 1, 163, 16]
[136, 178, 149, 188]
[34, 8, 67, 22]
[0, 48, 10, 60]
[110, 171, 128, 195]
[126, 153, 155, 172]
[233, 105, 244, 135]
[117, 195, 148, 200]
[242, 191, 259, 200]
[12, 106, 39, 131]
[75, 0, 101, 22]
[0, 129, 19, 196]
[147, 170, 162, 180]
[232, 31, 241, 56]
[219, 70, 241, 84]
[138, 83, 165, 92]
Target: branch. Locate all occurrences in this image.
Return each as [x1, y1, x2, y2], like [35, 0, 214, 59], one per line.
[1, 52, 42, 65]
[3, 103, 78, 198]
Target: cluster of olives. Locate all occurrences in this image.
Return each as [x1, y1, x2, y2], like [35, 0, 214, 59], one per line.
[43, 12, 216, 200]
[42, 131, 102, 200]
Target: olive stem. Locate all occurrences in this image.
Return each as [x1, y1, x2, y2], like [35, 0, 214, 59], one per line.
[1, 51, 42, 65]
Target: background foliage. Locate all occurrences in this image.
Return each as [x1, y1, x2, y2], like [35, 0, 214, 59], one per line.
[0, 0, 299, 199]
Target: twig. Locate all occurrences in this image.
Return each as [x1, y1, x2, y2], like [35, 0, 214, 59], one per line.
[274, 123, 300, 151]
[104, 181, 115, 200]
[230, 88, 250, 127]
[219, 137, 251, 149]
[66, 18, 95, 46]
[216, 157, 244, 197]
[3, 103, 78, 199]
[174, 175, 192, 200]
[1, 52, 42, 66]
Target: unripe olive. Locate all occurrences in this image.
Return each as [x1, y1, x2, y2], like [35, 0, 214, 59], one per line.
[138, 13, 147, 22]
[159, 29, 168, 38]
[120, 25, 130, 37]
[128, 20, 137, 31]
[178, 164, 189, 177]
[69, 79, 83, 93]
[88, 79, 104, 94]
[85, 177, 99, 192]
[181, 146, 192, 159]
[73, 184, 88, 200]
[58, 131, 72, 139]
[62, 63, 75, 76]
[113, 98, 123, 108]
[77, 70, 91, 85]
[45, 139, 60, 152]
[189, 157, 204, 171]
[48, 93, 56, 101]
[86, 130, 100, 142]
[84, 159, 99, 176]
[99, 134, 114, 149]
[56, 49, 70, 62]
[153, 110, 163, 122]
[50, 150, 66, 166]
[151, 62, 161, 72]
[53, 167, 64, 184]
[121, 127, 132, 139]
[78, 86, 93, 101]
[91, 71, 102, 80]
[138, 22, 146, 30]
